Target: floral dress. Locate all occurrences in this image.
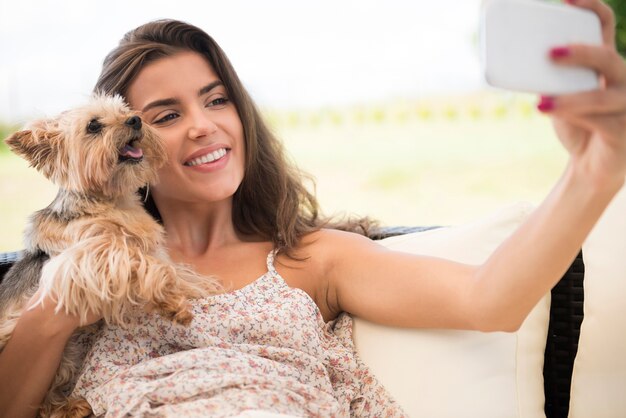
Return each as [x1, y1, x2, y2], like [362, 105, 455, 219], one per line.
[71, 250, 407, 418]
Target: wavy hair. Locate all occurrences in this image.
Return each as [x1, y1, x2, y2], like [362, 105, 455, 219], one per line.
[94, 19, 375, 256]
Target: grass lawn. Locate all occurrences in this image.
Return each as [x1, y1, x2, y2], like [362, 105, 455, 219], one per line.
[0, 93, 568, 251]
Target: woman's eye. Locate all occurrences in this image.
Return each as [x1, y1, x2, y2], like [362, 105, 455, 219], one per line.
[207, 97, 229, 107]
[153, 113, 179, 125]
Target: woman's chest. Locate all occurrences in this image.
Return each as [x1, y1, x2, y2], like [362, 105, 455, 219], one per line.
[179, 243, 334, 321]
[192, 286, 327, 352]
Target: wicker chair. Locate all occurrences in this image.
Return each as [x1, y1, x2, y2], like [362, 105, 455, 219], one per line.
[0, 226, 583, 418]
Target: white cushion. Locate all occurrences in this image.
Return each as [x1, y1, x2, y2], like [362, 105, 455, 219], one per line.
[352, 201, 549, 418]
[570, 184, 626, 418]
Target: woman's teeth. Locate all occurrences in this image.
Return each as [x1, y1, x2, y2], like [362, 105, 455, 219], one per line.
[185, 148, 227, 166]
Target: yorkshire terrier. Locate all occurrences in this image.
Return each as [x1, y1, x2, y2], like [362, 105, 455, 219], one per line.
[0, 94, 221, 417]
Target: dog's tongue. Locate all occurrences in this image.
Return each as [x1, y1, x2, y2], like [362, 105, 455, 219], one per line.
[120, 144, 143, 159]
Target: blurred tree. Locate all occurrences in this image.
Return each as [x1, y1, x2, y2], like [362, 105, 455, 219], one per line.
[604, 0, 626, 56]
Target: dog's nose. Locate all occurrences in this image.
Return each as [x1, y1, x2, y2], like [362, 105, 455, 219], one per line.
[125, 116, 142, 131]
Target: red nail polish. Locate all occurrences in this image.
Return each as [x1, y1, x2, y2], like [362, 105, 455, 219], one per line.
[550, 47, 570, 58]
[537, 96, 555, 112]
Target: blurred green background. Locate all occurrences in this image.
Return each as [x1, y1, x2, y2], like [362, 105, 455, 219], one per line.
[605, 0, 626, 56]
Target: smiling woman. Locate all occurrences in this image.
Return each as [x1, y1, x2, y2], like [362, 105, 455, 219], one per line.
[93, 21, 374, 256]
[126, 51, 247, 211]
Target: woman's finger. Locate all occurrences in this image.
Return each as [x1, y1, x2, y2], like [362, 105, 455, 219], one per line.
[550, 111, 626, 146]
[537, 89, 626, 116]
[550, 44, 626, 86]
[564, 0, 616, 48]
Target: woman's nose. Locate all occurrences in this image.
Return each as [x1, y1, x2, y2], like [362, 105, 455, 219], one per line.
[187, 108, 218, 140]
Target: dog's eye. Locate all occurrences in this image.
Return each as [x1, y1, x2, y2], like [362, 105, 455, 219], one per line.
[87, 119, 103, 134]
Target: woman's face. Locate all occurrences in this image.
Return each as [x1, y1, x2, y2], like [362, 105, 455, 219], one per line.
[126, 51, 245, 207]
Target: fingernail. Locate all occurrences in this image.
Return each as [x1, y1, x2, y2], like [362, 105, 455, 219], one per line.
[550, 47, 571, 58]
[537, 96, 555, 112]
[565, 0, 575, 4]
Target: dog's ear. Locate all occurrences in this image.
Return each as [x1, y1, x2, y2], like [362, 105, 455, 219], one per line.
[5, 121, 64, 179]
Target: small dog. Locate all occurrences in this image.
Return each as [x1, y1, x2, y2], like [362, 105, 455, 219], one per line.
[0, 94, 221, 417]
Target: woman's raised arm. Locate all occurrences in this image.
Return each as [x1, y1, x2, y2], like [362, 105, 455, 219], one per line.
[325, 0, 626, 332]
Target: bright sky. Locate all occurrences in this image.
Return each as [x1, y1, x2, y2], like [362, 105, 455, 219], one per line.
[0, 0, 487, 122]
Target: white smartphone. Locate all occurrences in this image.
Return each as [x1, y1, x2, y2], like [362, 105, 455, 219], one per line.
[479, 0, 603, 95]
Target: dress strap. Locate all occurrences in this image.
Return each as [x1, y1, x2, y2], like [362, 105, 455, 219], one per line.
[266, 248, 279, 276]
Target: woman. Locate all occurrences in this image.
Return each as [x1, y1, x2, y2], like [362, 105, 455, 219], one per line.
[1, 0, 625, 416]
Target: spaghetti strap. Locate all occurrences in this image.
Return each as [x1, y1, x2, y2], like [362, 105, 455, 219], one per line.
[265, 248, 279, 276]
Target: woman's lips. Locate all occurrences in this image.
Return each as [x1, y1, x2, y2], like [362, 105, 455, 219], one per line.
[184, 147, 228, 167]
[184, 149, 231, 172]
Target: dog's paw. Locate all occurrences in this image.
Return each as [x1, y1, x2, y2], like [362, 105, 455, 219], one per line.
[153, 300, 194, 326]
[48, 397, 92, 418]
[172, 308, 194, 326]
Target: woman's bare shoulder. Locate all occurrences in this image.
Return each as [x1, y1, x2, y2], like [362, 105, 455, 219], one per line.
[302, 228, 382, 260]
[293, 228, 384, 290]
[304, 227, 378, 247]
[274, 229, 380, 322]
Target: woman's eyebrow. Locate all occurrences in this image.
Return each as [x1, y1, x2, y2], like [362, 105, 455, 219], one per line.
[198, 80, 224, 96]
[142, 98, 179, 113]
[141, 81, 224, 113]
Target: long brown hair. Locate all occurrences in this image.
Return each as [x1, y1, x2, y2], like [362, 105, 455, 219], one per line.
[94, 19, 375, 256]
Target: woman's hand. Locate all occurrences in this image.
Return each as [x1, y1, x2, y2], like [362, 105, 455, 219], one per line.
[24, 288, 103, 335]
[540, 0, 626, 191]
[0, 289, 102, 418]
